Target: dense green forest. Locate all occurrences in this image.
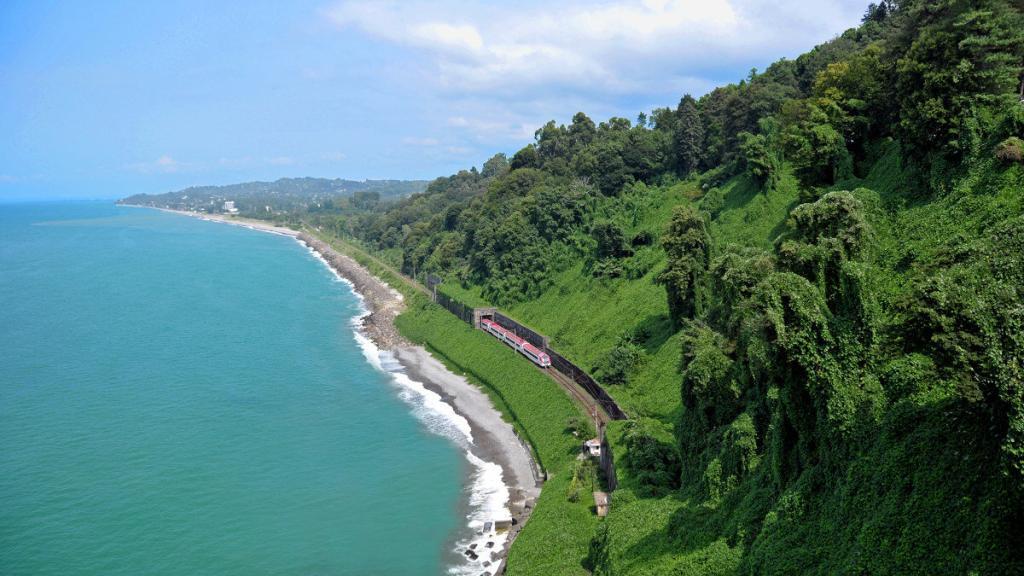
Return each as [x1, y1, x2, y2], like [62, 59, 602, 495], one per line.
[118, 177, 426, 222]
[307, 1, 1024, 573]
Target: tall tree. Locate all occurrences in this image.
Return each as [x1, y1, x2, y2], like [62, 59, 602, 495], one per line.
[568, 112, 597, 151]
[893, 0, 1024, 160]
[674, 94, 705, 175]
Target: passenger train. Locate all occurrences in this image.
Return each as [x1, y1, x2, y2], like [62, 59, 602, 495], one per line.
[480, 318, 551, 368]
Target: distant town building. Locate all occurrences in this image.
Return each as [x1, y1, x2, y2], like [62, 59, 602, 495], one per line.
[222, 200, 239, 214]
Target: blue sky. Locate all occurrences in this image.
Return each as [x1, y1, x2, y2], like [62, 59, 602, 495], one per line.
[0, 1, 868, 200]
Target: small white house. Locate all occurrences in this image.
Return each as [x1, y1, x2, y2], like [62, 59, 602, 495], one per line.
[584, 438, 602, 458]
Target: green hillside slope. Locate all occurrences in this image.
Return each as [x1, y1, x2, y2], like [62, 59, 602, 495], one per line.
[310, 1, 1024, 573]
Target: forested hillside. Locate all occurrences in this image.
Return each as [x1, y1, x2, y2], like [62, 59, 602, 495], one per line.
[314, 1, 1024, 573]
[119, 177, 426, 220]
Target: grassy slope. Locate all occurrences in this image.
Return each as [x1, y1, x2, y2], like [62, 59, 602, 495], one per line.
[441, 181, 700, 424]
[426, 174, 800, 574]
[590, 172, 801, 575]
[428, 174, 800, 574]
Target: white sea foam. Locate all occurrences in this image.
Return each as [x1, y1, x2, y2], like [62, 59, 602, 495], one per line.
[446, 451, 513, 575]
[300, 240, 350, 285]
[352, 331, 473, 445]
[351, 330, 513, 575]
[301, 237, 513, 575]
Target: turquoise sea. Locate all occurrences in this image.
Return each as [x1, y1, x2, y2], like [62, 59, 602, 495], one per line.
[0, 202, 471, 575]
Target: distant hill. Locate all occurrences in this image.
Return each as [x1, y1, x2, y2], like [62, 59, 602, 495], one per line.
[117, 177, 427, 216]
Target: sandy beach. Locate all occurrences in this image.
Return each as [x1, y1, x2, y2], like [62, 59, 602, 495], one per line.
[147, 207, 541, 572]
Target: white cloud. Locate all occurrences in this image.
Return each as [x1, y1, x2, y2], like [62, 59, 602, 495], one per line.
[217, 156, 254, 168]
[402, 136, 441, 146]
[326, 0, 866, 96]
[156, 155, 176, 167]
[409, 22, 484, 54]
[126, 155, 184, 174]
[447, 115, 536, 141]
[325, 0, 865, 160]
[266, 156, 295, 166]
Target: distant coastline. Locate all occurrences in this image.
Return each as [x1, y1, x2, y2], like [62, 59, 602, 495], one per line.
[137, 204, 540, 574]
[121, 205, 301, 237]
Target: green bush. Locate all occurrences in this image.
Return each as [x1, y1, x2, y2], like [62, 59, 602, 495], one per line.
[995, 136, 1024, 163]
[597, 341, 645, 386]
[702, 186, 725, 218]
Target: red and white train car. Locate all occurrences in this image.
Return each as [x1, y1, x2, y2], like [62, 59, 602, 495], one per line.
[480, 318, 551, 368]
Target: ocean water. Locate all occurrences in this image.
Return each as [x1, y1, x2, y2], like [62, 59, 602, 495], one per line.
[0, 202, 478, 575]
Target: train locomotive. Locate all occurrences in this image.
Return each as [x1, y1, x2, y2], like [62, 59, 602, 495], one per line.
[480, 318, 551, 368]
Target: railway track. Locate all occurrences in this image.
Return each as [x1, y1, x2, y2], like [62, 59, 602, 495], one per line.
[314, 231, 617, 430]
[544, 366, 611, 428]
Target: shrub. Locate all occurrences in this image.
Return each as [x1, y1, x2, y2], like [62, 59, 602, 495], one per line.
[598, 341, 646, 385]
[995, 136, 1024, 164]
[592, 258, 624, 279]
[623, 247, 659, 280]
[567, 458, 596, 502]
[702, 186, 725, 218]
[630, 230, 654, 247]
[622, 420, 682, 496]
[566, 416, 594, 439]
[592, 220, 632, 259]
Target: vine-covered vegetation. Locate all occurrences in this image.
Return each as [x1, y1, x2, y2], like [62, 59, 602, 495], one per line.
[315, 1, 1024, 573]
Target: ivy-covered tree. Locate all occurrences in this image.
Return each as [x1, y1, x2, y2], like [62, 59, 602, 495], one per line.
[778, 99, 851, 189]
[738, 118, 783, 190]
[658, 206, 711, 327]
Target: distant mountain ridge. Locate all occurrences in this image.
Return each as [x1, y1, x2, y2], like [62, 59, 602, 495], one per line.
[118, 177, 428, 215]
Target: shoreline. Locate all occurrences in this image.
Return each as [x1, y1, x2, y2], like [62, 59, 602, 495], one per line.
[120, 205, 302, 238]
[299, 232, 542, 575]
[140, 205, 540, 574]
